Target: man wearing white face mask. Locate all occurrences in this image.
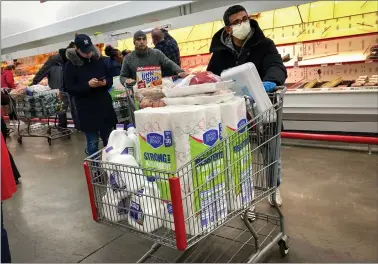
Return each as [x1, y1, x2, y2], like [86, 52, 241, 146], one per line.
[207, 5, 287, 91]
[207, 5, 287, 212]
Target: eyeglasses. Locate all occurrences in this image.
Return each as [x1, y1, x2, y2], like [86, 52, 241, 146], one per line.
[136, 37, 146, 41]
[229, 16, 249, 26]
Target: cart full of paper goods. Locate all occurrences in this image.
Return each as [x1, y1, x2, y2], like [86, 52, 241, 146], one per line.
[8, 85, 73, 145]
[83, 63, 289, 263]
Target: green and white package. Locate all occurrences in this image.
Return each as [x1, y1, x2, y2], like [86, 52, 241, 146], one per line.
[135, 107, 176, 217]
[135, 105, 227, 236]
[220, 97, 254, 212]
[167, 105, 227, 235]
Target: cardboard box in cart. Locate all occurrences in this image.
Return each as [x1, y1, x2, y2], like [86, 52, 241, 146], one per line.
[136, 66, 162, 89]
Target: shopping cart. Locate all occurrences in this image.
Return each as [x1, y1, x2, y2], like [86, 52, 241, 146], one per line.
[110, 86, 136, 126]
[10, 90, 73, 145]
[83, 88, 288, 263]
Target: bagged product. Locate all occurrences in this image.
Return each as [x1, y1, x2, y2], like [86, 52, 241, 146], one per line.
[221, 63, 276, 123]
[220, 97, 254, 212]
[163, 90, 234, 105]
[163, 71, 233, 98]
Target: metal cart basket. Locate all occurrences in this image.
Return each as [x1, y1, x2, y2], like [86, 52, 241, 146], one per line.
[10, 90, 73, 145]
[84, 88, 288, 263]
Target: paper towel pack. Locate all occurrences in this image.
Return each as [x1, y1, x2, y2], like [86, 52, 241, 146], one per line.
[219, 97, 254, 212]
[135, 105, 228, 236]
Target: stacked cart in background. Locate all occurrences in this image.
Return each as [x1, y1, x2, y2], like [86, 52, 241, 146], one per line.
[10, 85, 73, 145]
[109, 77, 137, 126]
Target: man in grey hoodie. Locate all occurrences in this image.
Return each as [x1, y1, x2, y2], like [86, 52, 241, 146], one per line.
[120, 30, 187, 86]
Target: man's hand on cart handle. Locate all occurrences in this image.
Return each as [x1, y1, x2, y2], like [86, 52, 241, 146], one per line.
[125, 78, 136, 86]
[262, 81, 277, 92]
[178, 72, 188, 79]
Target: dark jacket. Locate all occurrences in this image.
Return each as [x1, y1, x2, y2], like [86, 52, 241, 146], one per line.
[154, 29, 181, 77]
[32, 49, 68, 90]
[64, 48, 117, 132]
[207, 19, 287, 85]
[103, 57, 121, 78]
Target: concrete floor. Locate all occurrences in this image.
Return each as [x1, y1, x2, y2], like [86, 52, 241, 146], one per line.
[2, 132, 377, 263]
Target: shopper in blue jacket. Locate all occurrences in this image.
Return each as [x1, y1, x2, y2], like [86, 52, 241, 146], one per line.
[64, 34, 117, 156]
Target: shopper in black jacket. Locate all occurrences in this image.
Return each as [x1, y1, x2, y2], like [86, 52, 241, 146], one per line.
[207, 5, 287, 91]
[31, 42, 79, 129]
[208, 5, 286, 210]
[64, 34, 117, 156]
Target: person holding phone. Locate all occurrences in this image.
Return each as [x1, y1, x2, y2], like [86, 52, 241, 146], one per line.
[64, 34, 117, 156]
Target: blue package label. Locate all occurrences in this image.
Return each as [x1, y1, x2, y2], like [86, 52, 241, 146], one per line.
[105, 146, 114, 153]
[237, 118, 247, 133]
[219, 123, 223, 140]
[164, 131, 173, 147]
[167, 203, 173, 214]
[203, 129, 219, 147]
[130, 201, 144, 225]
[147, 133, 164, 149]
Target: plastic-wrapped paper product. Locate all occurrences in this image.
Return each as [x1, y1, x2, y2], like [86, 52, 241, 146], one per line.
[221, 63, 276, 123]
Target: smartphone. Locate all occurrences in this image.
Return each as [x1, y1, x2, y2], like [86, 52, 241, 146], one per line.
[98, 76, 105, 81]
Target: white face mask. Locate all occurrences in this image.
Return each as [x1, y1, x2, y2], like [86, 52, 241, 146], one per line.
[232, 21, 251, 40]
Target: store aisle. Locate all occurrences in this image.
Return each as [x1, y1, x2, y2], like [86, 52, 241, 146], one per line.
[2, 133, 377, 263]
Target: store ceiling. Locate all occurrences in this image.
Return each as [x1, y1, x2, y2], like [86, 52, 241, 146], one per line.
[1, 0, 312, 58]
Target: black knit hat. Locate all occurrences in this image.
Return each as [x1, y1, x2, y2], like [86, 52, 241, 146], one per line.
[133, 30, 147, 43]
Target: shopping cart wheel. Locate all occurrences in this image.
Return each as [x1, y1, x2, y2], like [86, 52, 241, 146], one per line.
[17, 137, 22, 144]
[48, 138, 52, 145]
[278, 236, 290, 257]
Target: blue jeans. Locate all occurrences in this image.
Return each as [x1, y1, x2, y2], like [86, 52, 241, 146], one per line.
[85, 128, 113, 157]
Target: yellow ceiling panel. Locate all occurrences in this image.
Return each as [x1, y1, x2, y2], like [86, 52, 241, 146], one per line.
[308, 1, 334, 22]
[298, 3, 310, 23]
[256, 10, 274, 29]
[334, 1, 378, 18]
[212, 21, 224, 36]
[169, 26, 194, 43]
[274, 6, 302, 27]
[187, 22, 214, 41]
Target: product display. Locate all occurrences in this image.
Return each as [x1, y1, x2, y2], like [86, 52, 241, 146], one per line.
[320, 77, 343, 88]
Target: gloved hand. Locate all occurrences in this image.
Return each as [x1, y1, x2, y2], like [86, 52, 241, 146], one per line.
[262, 81, 277, 92]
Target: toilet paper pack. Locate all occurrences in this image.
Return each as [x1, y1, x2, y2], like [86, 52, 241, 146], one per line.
[135, 105, 228, 236]
[220, 97, 254, 212]
[167, 105, 227, 235]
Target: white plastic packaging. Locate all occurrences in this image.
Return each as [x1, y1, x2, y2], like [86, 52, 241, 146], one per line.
[107, 153, 144, 193]
[128, 179, 166, 233]
[163, 80, 233, 98]
[162, 91, 234, 106]
[101, 188, 130, 222]
[126, 124, 141, 165]
[102, 124, 135, 161]
[220, 63, 276, 123]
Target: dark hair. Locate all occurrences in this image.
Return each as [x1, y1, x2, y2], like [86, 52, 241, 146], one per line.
[223, 5, 247, 26]
[67, 42, 76, 49]
[105, 45, 120, 60]
[121, 50, 130, 57]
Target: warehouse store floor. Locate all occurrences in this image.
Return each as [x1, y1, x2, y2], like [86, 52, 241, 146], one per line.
[3, 132, 377, 263]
